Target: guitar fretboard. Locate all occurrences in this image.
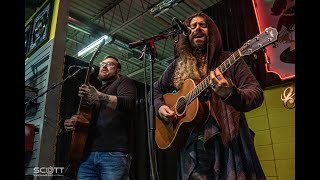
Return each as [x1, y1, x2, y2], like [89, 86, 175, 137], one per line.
[77, 41, 105, 114]
[184, 50, 242, 105]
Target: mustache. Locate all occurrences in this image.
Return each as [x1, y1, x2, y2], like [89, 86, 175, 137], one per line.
[191, 30, 206, 39]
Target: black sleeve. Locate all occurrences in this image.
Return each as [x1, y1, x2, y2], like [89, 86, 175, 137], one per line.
[222, 59, 264, 112]
[116, 77, 137, 111]
[153, 61, 176, 114]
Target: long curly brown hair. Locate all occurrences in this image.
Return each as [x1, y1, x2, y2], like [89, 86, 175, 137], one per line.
[173, 12, 209, 90]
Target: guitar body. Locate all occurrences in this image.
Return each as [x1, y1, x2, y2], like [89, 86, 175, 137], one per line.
[70, 103, 92, 162]
[64, 103, 92, 179]
[155, 79, 210, 150]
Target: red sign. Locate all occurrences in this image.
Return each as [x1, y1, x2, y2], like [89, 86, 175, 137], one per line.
[252, 0, 295, 80]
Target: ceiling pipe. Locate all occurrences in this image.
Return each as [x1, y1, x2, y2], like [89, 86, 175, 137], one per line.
[67, 23, 91, 35]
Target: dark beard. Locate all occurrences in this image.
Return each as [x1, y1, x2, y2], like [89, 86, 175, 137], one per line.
[192, 45, 207, 61]
[98, 74, 117, 82]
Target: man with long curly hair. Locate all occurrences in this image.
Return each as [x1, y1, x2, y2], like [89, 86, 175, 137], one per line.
[154, 12, 266, 179]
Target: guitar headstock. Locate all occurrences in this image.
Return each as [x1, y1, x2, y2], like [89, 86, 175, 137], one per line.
[240, 27, 278, 56]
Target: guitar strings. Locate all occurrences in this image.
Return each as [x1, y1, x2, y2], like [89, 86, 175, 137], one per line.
[170, 50, 241, 114]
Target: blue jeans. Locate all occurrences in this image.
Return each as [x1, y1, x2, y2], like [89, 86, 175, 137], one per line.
[77, 151, 131, 180]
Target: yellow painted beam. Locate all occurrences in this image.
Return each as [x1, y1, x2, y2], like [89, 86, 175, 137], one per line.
[49, 0, 60, 40]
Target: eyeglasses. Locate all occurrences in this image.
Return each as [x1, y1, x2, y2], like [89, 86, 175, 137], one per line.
[99, 61, 116, 67]
[189, 22, 207, 30]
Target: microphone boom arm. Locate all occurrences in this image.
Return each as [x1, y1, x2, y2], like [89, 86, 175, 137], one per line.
[25, 68, 83, 114]
[128, 29, 183, 49]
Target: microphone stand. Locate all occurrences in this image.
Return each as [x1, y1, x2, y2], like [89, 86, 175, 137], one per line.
[129, 29, 183, 180]
[25, 68, 85, 115]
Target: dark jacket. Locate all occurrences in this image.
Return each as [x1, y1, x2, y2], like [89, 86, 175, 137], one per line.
[153, 13, 266, 180]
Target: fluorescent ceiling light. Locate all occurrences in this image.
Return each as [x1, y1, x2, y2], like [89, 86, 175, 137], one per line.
[77, 35, 112, 57]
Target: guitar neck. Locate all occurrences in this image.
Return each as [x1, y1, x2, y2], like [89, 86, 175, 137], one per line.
[77, 50, 98, 114]
[184, 26, 279, 104]
[185, 49, 242, 104]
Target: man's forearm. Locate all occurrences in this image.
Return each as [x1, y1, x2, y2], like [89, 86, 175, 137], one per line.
[98, 92, 117, 110]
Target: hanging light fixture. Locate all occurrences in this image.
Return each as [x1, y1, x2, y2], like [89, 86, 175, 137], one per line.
[77, 35, 113, 57]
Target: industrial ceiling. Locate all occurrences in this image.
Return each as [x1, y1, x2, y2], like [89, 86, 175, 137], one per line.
[26, 0, 222, 84]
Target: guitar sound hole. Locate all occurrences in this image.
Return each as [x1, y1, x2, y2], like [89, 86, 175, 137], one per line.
[176, 97, 187, 115]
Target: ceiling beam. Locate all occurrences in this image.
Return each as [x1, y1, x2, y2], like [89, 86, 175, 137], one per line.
[92, 0, 124, 21]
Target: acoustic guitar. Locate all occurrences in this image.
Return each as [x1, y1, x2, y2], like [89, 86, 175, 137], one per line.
[64, 39, 105, 179]
[155, 27, 278, 150]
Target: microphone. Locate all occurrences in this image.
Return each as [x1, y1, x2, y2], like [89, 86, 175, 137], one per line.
[69, 65, 95, 74]
[173, 17, 191, 36]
